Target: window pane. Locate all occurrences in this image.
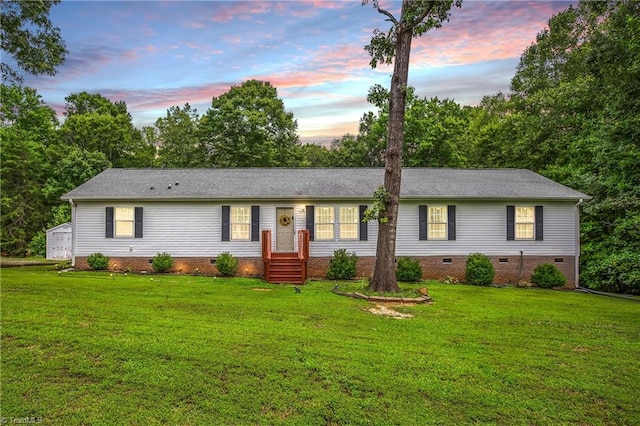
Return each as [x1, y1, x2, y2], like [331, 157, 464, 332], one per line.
[232, 224, 250, 240]
[428, 223, 446, 240]
[114, 207, 134, 237]
[115, 221, 133, 237]
[232, 207, 250, 223]
[315, 207, 334, 240]
[116, 207, 134, 221]
[317, 207, 334, 224]
[429, 206, 445, 223]
[340, 224, 358, 240]
[339, 207, 357, 223]
[428, 206, 447, 240]
[316, 224, 334, 240]
[516, 223, 534, 239]
[516, 207, 534, 222]
[515, 206, 534, 239]
[339, 207, 358, 240]
[231, 207, 250, 240]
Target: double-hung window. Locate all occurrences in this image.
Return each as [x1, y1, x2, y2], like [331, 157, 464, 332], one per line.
[339, 207, 358, 240]
[419, 204, 456, 241]
[507, 205, 542, 241]
[106, 207, 142, 238]
[428, 206, 448, 240]
[515, 206, 535, 240]
[231, 206, 251, 240]
[115, 207, 134, 237]
[306, 205, 367, 242]
[315, 207, 334, 240]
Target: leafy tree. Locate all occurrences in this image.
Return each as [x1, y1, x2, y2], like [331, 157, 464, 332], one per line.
[0, 85, 59, 255]
[0, 0, 67, 83]
[155, 103, 204, 167]
[60, 92, 155, 167]
[327, 134, 383, 167]
[199, 80, 301, 167]
[469, 0, 639, 293]
[360, 84, 470, 167]
[363, 0, 461, 293]
[299, 143, 332, 167]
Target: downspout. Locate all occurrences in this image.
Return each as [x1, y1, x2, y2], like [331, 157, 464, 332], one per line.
[68, 198, 77, 267]
[574, 199, 584, 289]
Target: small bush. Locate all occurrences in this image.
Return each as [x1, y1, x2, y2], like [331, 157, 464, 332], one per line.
[55, 260, 72, 270]
[440, 275, 459, 284]
[28, 231, 46, 257]
[465, 253, 495, 286]
[327, 249, 358, 280]
[216, 252, 239, 276]
[87, 253, 110, 270]
[152, 252, 174, 273]
[531, 263, 566, 288]
[396, 257, 423, 282]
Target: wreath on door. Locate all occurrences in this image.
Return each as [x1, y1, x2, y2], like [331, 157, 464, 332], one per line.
[279, 214, 292, 227]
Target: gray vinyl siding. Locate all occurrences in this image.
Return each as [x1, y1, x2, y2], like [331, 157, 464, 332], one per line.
[302, 202, 378, 257]
[73, 199, 577, 259]
[73, 200, 378, 258]
[396, 200, 576, 256]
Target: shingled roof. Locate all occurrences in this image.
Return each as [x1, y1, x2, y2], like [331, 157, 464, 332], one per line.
[61, 168, 590, 201]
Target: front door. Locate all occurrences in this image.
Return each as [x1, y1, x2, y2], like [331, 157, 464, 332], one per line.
[275, 207, 295, 252]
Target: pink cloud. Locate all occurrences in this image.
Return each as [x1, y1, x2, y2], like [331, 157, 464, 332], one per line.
[406, 1, 567, 67]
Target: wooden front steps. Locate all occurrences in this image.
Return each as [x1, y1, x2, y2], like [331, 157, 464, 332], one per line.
[266, 252, 304, 284]
[262, 229, 309, 284]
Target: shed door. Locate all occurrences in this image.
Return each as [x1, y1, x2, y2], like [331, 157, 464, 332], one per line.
[52, 231, 71, 259]
[275, 207, 295, 252]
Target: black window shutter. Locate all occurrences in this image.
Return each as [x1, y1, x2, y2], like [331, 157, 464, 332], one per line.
[535, 205, 544, 241]
[359, 205, 368, 241]
[506, 205, 515, 241]
[251, 205, 260, 242]
[419, 205, 428, 240]
[222, 205, 230, 241]
[306, 205, 314, 241]
[134, 207, 143, 238]
[447, 205, 456, 241]
[106, 207, 114, 238]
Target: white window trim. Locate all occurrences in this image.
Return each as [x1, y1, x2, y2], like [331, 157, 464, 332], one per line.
[428, 205, 448, 240]
[515, 206, 535, 240]
[339, 206, 359, 240]
[231, 206, 251, 241]
[114, 207, 134, 238]
[315, 206, 335, 241]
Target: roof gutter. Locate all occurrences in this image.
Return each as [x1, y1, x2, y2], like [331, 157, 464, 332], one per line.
[575, 198, 584, 288]
[68, 198, 77, 267]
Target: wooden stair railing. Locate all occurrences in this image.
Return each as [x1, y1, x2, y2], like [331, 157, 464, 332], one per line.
[262, 230, 272, 281]
[297, 229, 310, 284]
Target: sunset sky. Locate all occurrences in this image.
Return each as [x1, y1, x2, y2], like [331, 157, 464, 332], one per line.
[23, 0, 573, 143]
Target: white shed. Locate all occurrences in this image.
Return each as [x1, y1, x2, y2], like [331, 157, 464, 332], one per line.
[46, 222, 72, 260]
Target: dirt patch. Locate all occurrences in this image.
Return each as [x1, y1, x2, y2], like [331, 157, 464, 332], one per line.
[252, 288, 273, 292]
[367, 304, 413, 319]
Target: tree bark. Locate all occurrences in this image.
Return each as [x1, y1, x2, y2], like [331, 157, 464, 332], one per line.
[369, 1, 414, 293]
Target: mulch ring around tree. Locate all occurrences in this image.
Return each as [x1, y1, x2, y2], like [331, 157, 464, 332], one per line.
[332, 285, 431, 319]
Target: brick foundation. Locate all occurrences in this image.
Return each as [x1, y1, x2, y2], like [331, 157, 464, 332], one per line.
[75, 254, 576, 288]
[75, 256, 264, 278]
[310, 255, 576, 288]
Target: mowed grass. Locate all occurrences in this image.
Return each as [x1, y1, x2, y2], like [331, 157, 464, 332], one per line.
[2, 267, 639, 425]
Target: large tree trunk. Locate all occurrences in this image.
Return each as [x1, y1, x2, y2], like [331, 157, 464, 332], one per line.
[369, 3, 414, 293]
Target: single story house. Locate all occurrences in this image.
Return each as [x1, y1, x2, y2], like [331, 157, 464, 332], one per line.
[61, 168, 590, 287]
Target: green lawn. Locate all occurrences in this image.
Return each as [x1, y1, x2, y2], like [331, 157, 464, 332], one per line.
[2, 267, 639, 425]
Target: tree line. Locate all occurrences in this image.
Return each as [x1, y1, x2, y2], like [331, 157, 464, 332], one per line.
[1, 0, 637, 293]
